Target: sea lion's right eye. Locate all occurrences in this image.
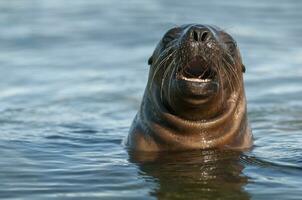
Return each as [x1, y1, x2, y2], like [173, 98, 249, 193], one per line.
[162, 27, 181, 45]
[162, 35, 176, 44]
[225, 41, 237, 56]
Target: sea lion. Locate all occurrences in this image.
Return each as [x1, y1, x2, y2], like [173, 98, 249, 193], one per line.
[126, 24, 253, 151]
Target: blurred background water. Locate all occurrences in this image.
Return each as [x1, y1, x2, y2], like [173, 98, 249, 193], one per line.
[0, 0, 302, 199]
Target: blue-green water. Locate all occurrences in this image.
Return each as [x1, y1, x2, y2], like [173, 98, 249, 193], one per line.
[0, 0, 302, 199]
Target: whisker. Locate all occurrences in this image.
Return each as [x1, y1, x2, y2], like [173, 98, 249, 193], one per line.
[160, 51, 177, 102]
[221, 55, 240, 93]
[160, 58, 174, 101]
[167, 63, 176, 104]
[149, 47, 177, 92]
[224, 58, 240, 86]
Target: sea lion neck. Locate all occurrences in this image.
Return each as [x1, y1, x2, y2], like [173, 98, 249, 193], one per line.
[138, 88, 249, 150]
[152, 88, 241, 130]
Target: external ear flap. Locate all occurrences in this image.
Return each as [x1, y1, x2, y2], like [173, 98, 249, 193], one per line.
[242, 64, 246, 73]
[148, 56, 153, 65]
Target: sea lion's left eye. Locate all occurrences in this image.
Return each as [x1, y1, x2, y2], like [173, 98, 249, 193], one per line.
[225, 41, 237, 55]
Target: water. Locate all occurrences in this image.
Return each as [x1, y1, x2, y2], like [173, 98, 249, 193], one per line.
[0, 0, 302, 199]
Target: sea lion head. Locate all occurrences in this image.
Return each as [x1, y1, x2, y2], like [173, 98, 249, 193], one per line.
[147, 24, 246, 120]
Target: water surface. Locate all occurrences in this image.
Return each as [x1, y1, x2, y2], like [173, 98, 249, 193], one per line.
[0, 0, 302, 199]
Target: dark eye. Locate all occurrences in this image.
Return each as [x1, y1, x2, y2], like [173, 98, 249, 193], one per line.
[162, 27, 181, 45]
[162, 35, 175, 44]
[225, 41, 237, 55]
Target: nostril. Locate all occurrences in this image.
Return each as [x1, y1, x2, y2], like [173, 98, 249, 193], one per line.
[192, 29, 209, 42]
[201, 31, 208, 42]
[193, 30, 199, 42]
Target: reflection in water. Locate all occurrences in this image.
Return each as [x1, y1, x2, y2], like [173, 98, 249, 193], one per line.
[129, 150, 250, 200]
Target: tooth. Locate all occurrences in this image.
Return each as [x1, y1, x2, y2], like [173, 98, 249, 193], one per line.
[180, 76, 212, 82]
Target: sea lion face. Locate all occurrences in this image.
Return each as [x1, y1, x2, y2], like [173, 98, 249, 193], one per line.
[148, 24, 245, 120]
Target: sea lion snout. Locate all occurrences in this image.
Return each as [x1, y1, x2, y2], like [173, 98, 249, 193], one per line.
[175, 25, 222, 102]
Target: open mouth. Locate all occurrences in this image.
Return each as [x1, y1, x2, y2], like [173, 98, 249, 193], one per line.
[177, 57, 217, 83]
[175, 57, 219, 99]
